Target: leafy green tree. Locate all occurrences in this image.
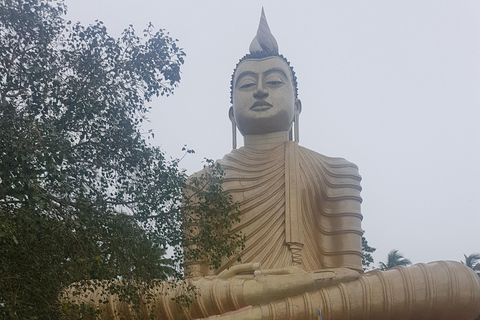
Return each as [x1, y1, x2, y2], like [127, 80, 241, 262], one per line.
[0, 0, 243, 318]
[379, 249, 412, 270]
[463, 253, 480, 276]
[361, 230, 376, 271]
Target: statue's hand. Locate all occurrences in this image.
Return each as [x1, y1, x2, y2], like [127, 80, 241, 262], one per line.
[313, 267, 360, 286]
[216, 263, 306, 280]
[217, 262, 262, 280]
[243, 267, 359, 305]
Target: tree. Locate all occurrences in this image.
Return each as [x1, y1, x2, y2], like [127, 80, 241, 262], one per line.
[463, 253, 480, 277]
[379, 249, 412, 270]
[361, 230, 376, 271]
[0, 0, 243, 318]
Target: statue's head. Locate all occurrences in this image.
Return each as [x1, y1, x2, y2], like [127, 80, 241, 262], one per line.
[229, 9, 302, 140]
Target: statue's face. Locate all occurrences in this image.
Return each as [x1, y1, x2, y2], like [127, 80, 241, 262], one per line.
[233, 56, 297, 135]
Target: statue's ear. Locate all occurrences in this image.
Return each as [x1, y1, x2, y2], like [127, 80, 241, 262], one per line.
[229, 106, 235, 123]
[295, 99, 302, 115]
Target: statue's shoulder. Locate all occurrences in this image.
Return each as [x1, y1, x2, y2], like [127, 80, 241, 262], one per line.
[186, 164, 214, 187]
[298, 145, 359, 170]
[297, 145, 362, 189]
[188, 166, 208, 178]
[186, 150, 244, 183]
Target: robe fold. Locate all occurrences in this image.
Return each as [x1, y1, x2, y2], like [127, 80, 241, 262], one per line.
[191, 141, 364, 276]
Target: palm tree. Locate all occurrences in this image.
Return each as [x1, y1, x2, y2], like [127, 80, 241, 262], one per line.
[462, 253, 480, 320]
[462, 253, 480, 276]
[379, 249, 412, 270]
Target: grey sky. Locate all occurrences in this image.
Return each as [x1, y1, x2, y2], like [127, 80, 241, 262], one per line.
[65, 0, 480, 267]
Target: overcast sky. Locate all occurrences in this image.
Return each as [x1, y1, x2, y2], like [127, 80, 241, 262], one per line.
[65, 0, 480, 267]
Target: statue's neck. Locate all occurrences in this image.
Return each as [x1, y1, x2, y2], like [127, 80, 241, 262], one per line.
[243, 131, 290, 150]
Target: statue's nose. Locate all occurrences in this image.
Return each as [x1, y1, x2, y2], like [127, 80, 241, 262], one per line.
[253, 87, 269, 100]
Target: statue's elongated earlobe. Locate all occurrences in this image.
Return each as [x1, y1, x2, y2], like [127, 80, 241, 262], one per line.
[294, 99, 302, 142]
[229, 107, 237, 149]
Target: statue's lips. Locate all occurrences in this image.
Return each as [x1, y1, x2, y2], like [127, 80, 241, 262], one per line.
[250, 101, 273, 111]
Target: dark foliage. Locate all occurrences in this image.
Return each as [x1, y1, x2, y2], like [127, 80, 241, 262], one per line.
[361, 230, 376, 271]
[0, 0, 242, 318]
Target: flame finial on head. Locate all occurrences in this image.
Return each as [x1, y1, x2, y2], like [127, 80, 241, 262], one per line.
[249, 8, 279, 54]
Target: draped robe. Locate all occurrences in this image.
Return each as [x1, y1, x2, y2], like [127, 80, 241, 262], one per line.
[190, 141, 364, 276]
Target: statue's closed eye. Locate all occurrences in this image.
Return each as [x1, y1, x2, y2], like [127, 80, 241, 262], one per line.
[265, 75, 284, 87]
[240, 82, 256, 89]
[266, 80, 283, 86]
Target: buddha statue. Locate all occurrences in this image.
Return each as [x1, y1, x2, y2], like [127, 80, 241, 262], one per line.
[66, 9, 480, 320]
[187, 9, 364, 279]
